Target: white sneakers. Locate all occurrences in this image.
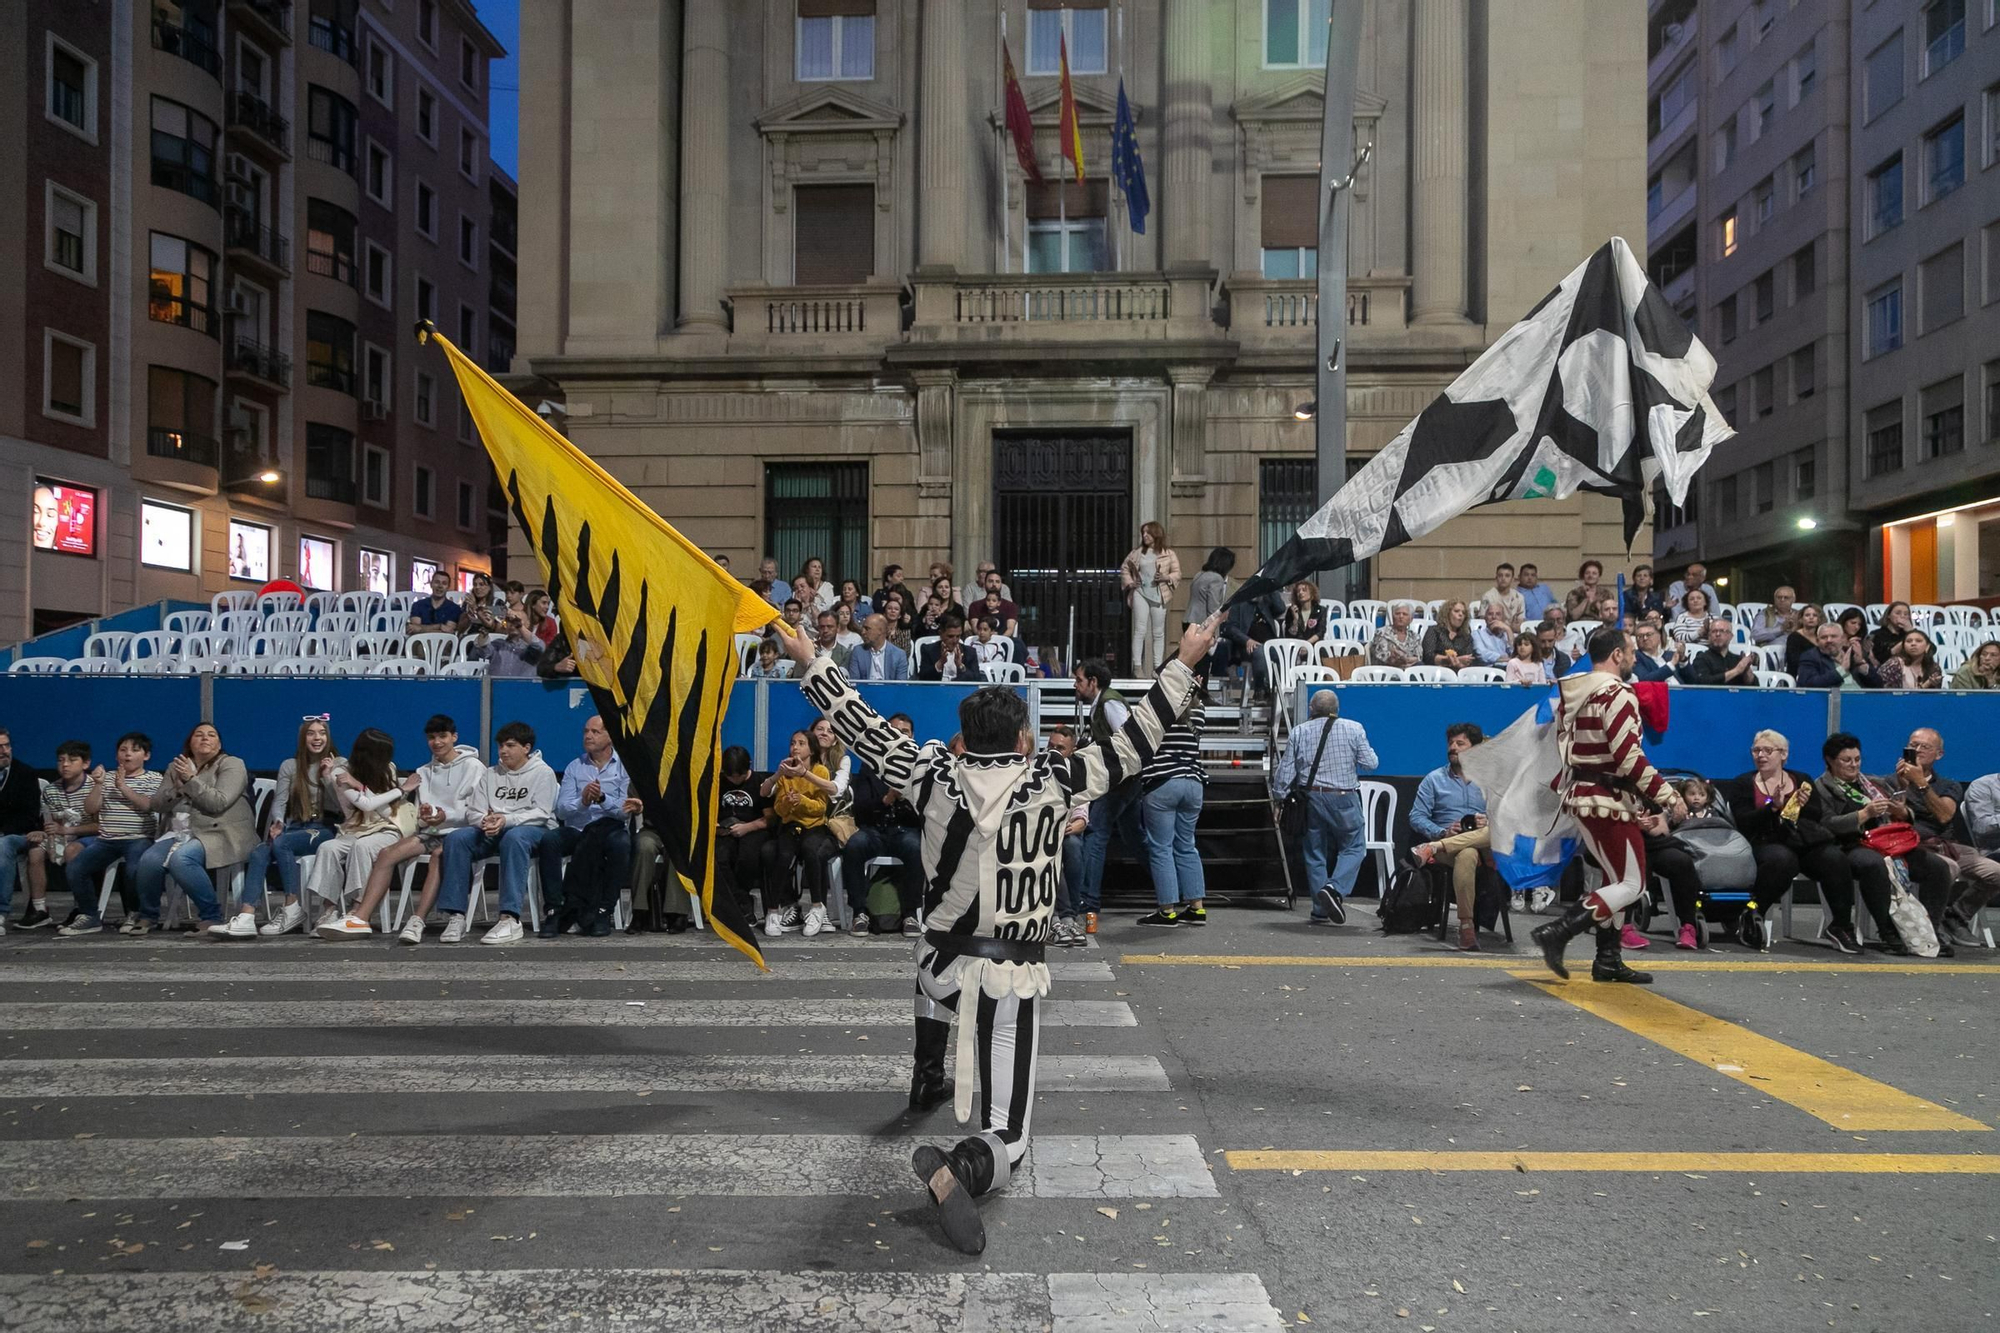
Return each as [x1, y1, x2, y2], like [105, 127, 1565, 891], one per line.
[259, 901, 307, 936]
[802, 904, 830, 937]
[765, 904, 807, 937]
[848, 912, 871, 937]
[439, 913, 468, 943]
[208, 913, 260, 940]
[764, 910, 786, 938]
[481, 917, 524, 946]
[398, 916, 425, 946]
[316, 914, 374, 940]
[1527, 887, 1558, 914]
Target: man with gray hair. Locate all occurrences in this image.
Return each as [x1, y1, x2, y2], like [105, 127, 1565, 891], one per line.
[1676, 618, 1756, 686]
[1273, 688, 1379, 924]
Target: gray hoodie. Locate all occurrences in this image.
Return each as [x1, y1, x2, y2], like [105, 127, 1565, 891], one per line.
[416, 744, 486, 831]
[477, 750, 559, 828]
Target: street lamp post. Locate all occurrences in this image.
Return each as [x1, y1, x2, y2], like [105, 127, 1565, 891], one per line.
[1316, 0, 1366, 604]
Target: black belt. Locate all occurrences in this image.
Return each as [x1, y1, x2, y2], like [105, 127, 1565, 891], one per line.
[923, 931, 1047, 965]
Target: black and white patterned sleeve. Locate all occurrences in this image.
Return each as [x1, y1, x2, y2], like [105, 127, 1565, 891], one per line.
[1060, 660, 1198, 805]
[798, 657, 924, 794]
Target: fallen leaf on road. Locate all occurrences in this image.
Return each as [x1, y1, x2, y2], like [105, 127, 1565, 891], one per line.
[1452, 1279, 1465, 1293]
[253, 1264, 278, 1279]
[1096, 1207, 1118, 1220]
[221, 1241, 249, 1251]
[370, 1241, 394, 1251]
[25, 1240, 48, 1249]
[73, 1133, 96, 1140]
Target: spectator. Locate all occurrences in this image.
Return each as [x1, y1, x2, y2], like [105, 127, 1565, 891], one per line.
[1072, 657, 1143, 935]
[761, 729, 838, 937]
[62, 732, 165, 935]
[712, 744, 772, 932]
[503, 580, 527, 617]
[879, 591, 914, 654]
[975, 588, 1020, 641]
[842, 714, 924, 937]
[407, 569, 465, 634]
[961, 562, 1014, 612]
[1186, 548, 1234, 630]
[916, 614, 980, 682]
[1875, 628, 1942, 690]
[1883, 728, 1999, 950]
[549, 715, 642, 938]
[1784, 604, 1823, 675]
[831, 603, 864, 648]
[537, 628, 585, 680]
[1796, 621, 1877, 690]
[873, 564, 913, 617]
[434, 721, 560, 946]
[917, 590, 953, 638]
[927, 559, 955, 586]
[969, 618, 1011, 672]
[1122, 521, 1180, 676]
[216, 718, 343, 939]
[746, 636, 791, 679]
[20, 739, 96, 930]
[1367, 601, 1423, 669]
[1505, 632, 1546, 685]
[1471, 603, 1515, 665]
[1591, 592, 1624, 629]
[756, 558, 789, 610]
[1562, 560, 1606, 621]
[847, 614, 910, 682]
[813, 611, 853, 670]
[462, 606, 546, 677]
[793, 556, 837, 616]
[1623, 565, 1666, 621]
[1714, 730, 1854, 952]
[327, 715, 485, 942]
[1218, 586, 1282, 700]
[1813, 732, 1954, 956]
[929, 574, 965, 621]
[1965, 768, 2000, 853]
[459, 572, 507, 636]
[1951, 641, 2000, 690]
[1535, 620, 1573, 676]
[525, 589, 560, 646]
[1869, 602, 1915, 664]
[1624, 777, 1734, 952]
[1407, 723, 1488, 950]
[126, 724, 255, 936]
[1136, 688, 1208, 928]
[781, 598, 807, 634]
[1834, 608, 1881, 673]
[1422, 599, 1477, 671]
[1283, 580, 1329, 647]
[1475, 562, 1526, 629]
[1664, 561, 1719, 613]
[1517, 562, 1555, 622]
[0, 730, 43, 927]
[1044, 726, 1090, 946]
[1747, 586, 1796, 646]
[304, 728, 407, 934]
[837, 578, 875, 622]
[1630, 622, 1680, 682]
[1678, 618, 1756, 686]
[1273, 689, 1378, 925]
[1667, 587, 1713, 644]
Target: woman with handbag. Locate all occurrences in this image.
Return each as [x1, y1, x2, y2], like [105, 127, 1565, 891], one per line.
[124, 724, 256, 936]
[1812, 732, 1955, 956]
[1713, 730, 1855, 951]
[760, 730, 841, 938]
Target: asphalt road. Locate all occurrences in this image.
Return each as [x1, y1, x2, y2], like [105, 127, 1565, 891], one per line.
[0, 899, 1994, 1332]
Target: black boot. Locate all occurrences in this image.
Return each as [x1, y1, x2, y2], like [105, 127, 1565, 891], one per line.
[1530, 901, 1597, 979]
[908, 1017, 954, 1113]
[911, 1136, 995, 1255]
[1591, 924, 1654, 984]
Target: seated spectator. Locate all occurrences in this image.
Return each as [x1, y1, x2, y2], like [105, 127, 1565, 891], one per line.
[1869, 601, 1915, 664]
[975, 589, 1020, 640]
[1367, 601, 1423, 669]
[1748, 586, 1796, 646]
[1535, 620, 1573, 676]
[462, 606, 547, 677]
[842, 713, 925, 937]
[0, 728, 42, 927]
[746, 636, 792, 679]
[781, 598, 808, 634]
[1407, 723, 1489, 951]
[1664, 561, 1719, 613]
[846, 614, 910, 681]
[961, 562, 1013, 612]
[711, 745, 771, 929]
[1218, 587, 1282, 699]
[1504, 632, 1546, 685]
[836, 578, 874, 623]
[1562, 560, 1605, 621]
[969, 617, 1011, 671]
[1667, 588, 1713, 644]
[756, 558, 789, 611]
[831, 603, 864, 649]
[62, 732, 165, 935]
[1475, 562, 1525, 629]
[1630, 622, 1681, 683]
[407, 569, 465, 634]
[503, 580, 527, 618]
[1422, 599, 1477, 670]
[916, 614, 980, 681]
[548, 715, 643, 938]
[1834, 608, 1882, 673]
[325, 715, 485, 943]
[215, 718, 343, 939]
[304, 729, 407, 934]
[434, 721, 560, 945]
[1882, 728, 1999, 950]
[879, 593, 915, 654]
[525, 589, 560, 646]
[1714, 730, 1854, 951]
[627, 818, 696, 934]
[1951, 641, 2000, 690]
[537, 628, 586, 680]
[1590, 592, 1624, 629]
[1677, 618, 1756, 686]
[1966, 768, 2000, 853]
[1044, 726, 1090, 946]
[127, 724, 256, 936]
[917, 591, 954, 638]
[1623, 564, 1666, 621]
[812, 611, 853, 670]
[1516, 562, 1555, 622]
[872, 565, 913, 617]
[1875, 628, 1943, 690]
[1628, 781, 1709, 952]
[20, 739, 96, 931]
[1281, 580, 1328, 646]
[1784, 604, 1823, 675]
[1813, 732, 1955, 955]
[1471, 603, 1515, 665]
[929, 574, 965, 621]
[458, 572, 507, 637]
[1796, 621, 1877, 690]
[793, 556, 837, 616]
[761, 729, 839, 937]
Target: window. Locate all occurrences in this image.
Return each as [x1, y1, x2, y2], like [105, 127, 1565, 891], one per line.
[361, 443, 390, 508]
[1751, 81, 1776, 141]
[1865, 32, 1904, 122]
[763, 463, 869, 586]
[1866, 401, 1904, 475]
[1866, 281, 1903, 357]
[1027, 179, 1108, 275]
[1921, 377, 1964, 458]
[1792, 348, 1815, 400]
[1987, 360, 2000, 443]
[1717, 294, 1737, 345]
[1716, 384, 1738, 422]
[458, 214, 479, 268]
[1753, 270, 1775, 323]
[1716, 25, 1740, 77]
[365, 141, 393, 206]
[1867, 155, 1903, 236]
[1924, 0, 1966, 75]
[361, 243, 391, 308]
[150, 97, 219, 206]
[239, 43, 268, 100]
[416, 87, 437, 144]
[148, 233, 218, 336]
[1027, 2, 1109, 74]
[147, 366, 219, 465]
[1720, 209, 1738, 257]
[1750, 0, 1772, 38]
[458, 304, 477, 356]
[415, 180, 436, 238]
[1923, 115, 1965, 202]
[413, 464, 434, 519]
[1714, 117, 1737, 171]
[365, 34, 393, 106]
[306, 424, 357, 504]
[1650, 62, 1696, 138]
[1752, 462, 1774, 513]
[797, 0, 875, 81]
[457, 480, 476, 531]
[792, 183, 876, 284]
[458, 127, 480, 181]
[457, 397, 475, 442]
[1259, 175, 1319, 278]
[415, 370, 436, 427]
[300, 203, 354, 294]
[139, 501, 195, 571]
[305, 311, 356, 393]
[418, 0, 436, 48]
[227, 520, 271, 583]
[48, 37, 97, 140]
[306, 86, 357, 175]
[43, 332, 93, 425]
[1794, 449, 1816, 500]
[308, 0, 356, 62]
[1988, 85, 2000, 171]
[45, 185, 96, 283]
[1793, 142, 1816, 197]
[459, 37, 480, 89]
[1753, 365, 1775, 417]
[1920, 242, 1965, 332]
[1754, 177, 1774, 225]
[1263, 0, 1330, 69]
[1793, 41, 1817, 102]
[416, 275, 436, 322]
[362, 344, 390, 409]
[1712, 473, 1738, 522]
[1793, 244, 1816, 300]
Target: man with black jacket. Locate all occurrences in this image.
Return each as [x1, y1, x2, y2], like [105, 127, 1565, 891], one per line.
[915, 614, 981, 682]
[841, 713, 925, 936]
[0, 729, 48, 933]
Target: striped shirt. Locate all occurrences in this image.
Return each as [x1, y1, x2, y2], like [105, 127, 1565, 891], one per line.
[1556, 671, 1672, 820]
[1274, 717, 1379, 792]
[95, 770, 163, 840]
[1141, 698, 1207, 791]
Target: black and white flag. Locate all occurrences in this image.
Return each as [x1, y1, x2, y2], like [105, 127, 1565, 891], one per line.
[1234, 237, 1733, 604]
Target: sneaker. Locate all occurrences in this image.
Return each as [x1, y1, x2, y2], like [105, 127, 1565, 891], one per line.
[259, 901, 307, 937]
[1527, 887, 1557, 914]
[849, 911, 871, 937]
[902, 917, 922, 938]
[1939, 914, 1980, 950]
[1313, 888, 1346, 925]
[802, 904, 830, 937]
[313, 910, 343, 932]
[778, 905, 803, 933]
[1619, 922, 1649, 950]
[1084, 911, 1099, 935]
[1136, 909, 1181, 928]
[1509, 892, 1527, 915]
[398, 915, 426, 946]
[1826, 922, 1863, 955]
[209, 913, 260, 941]
[1676, 923, 1699, 950]
[481, 916, 525, 946]
[583, 914, 614, 938]
[1178, 905, 1208, 926]
[764, 910, 786, 939]
[119, 916, 151, 936]
[315, 914, 374, 940]
[55, 917, 103, 938]
[16, 905, 52, 930]
[439, 913, 468, 944]
[1736, 908, 1766, 950]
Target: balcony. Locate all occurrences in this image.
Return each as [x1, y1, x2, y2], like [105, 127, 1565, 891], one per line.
[222, 430, 284, 494]
[148, 292, 219, 339]
[305, 244, 356, 287]
[306, 357, 356, 396]
[226, 333, 292, 390]
[147, 427, 220, 470]
[946, 275, 1171, 325]
[307, 17, 354, 65]
[227, 89, 291, 159]
[488, 272, 517, 316]
[1647, 13, 1696, 87]
[153, 15, 222, 79]
[1224, 275, 1411, 353]
[224, 206, 291, 276]
[490, 213, 518, 257]
[228, 0, 293, 45]
[306, 133, 355, 176]
[724, 282, 905, 354]
[304, 469, 357, 505]
[1647, 183, 1697, 245]
[1649, 98, 1696, 165]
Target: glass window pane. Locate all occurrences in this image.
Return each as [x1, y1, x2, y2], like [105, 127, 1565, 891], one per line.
[1028, 11, 1061, 74]
[1071, 9, 1107, 73]
[1028, 227, 1063, 274]
[797, 16, 834, 79]
[1266, 0, 1300, 65]
[838, 15, 873, 78]
[1306, 0, 1331, 66]
[1070, 219, 1107, 273]
[1300, 247, 1318, 279]
[1261, 248, 1300, 279]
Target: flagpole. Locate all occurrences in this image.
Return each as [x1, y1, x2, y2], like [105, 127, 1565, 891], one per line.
[1316, 0, 1364, 606]
[1112, 5, 1124, 273]
[1000, 12, 1010, 273]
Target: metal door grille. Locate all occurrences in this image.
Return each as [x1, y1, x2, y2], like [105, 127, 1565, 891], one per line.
[993, 431, 1132, 670]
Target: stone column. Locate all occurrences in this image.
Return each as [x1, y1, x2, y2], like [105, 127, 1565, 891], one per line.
[1409, 0, 1469, 325]
[1168, 366, 1212, 496]
[677, 0, 728, 331]
[912, 368, 956, 498]
[1161, 0, 1212, 270]
[916, 0, 966, 271]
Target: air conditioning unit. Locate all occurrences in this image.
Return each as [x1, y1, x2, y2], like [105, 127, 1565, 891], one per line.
[226, 179, 256, 213]
[226, 290, 250, 315]
[225, 153, 253, 184]
[364, 399, 389, 421]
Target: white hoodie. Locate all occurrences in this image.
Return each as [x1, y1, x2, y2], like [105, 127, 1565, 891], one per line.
[479, 750, 559, 829]
[416, 744, 485, 831]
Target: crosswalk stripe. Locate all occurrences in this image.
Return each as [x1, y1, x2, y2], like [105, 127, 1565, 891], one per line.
[1, 1133, 1218, 1200]
[0, 1051, 1172, 1097]
[0, 958, 1116, 984]
[0, 1269, 1283, 1333]
[20, 998, 1138, 1030]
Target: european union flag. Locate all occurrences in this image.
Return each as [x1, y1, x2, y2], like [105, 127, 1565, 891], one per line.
[1112, 79, 1150, 236]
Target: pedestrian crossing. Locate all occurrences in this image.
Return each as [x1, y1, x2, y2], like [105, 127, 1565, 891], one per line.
[0, 933, 1284, 1331]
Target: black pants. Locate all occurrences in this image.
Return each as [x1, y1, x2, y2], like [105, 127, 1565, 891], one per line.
[555, 820, 632, 924]
[1643, 834, 1702, 926]
[764, 824, 838, 907]
[714, 824, 769, 922]
[841, 824, 924, 919]
[1838, 845, 1952, 934]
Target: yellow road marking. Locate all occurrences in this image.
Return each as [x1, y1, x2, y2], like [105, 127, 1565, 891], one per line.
[1520, 976, 1989, 1131]
[1120, 953, 2000, 975]
[1226, 1150, 2000, 1174]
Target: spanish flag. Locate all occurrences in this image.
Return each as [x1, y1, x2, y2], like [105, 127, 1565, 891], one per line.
[1057, 31, 1084, 184]
[420, 325, 773, 969]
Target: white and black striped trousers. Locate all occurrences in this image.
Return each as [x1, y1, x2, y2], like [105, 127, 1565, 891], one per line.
[915, 948, 1042, 1195]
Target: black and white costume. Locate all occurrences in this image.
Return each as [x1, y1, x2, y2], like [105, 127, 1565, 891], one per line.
[799, 654, 1196, 1224]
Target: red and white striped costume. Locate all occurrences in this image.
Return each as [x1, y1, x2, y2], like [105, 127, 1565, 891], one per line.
[1555, 670, 1674, 921]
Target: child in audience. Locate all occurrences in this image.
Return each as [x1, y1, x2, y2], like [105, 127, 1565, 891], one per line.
[1504, 632, 1546, 685]
[18, 740, 96, 930]
[62, 733, 163, 935]
[969, 617, 1010, 671]
[306, 729, 407, 937]
[435, 722, 561, 946]
[335, 715, 485, 943]
[748, 637, 790, 679]
[761, 730, 837, 938]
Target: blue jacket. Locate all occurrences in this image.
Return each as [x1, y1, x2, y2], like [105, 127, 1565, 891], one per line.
[1410, 764, 1486, 840]
[846, 640, 909, 682]
[1631, 650, 1678, 683]
[555, 751, 632, 830]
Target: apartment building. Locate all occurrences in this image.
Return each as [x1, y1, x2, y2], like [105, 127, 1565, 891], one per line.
[0, 0, 507, 645]
[516, 0, 1645, 666]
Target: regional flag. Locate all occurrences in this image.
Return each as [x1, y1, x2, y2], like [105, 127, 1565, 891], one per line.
[1111, 78, 1149, 235]
[1057, 32, 1084, 184]
[1002, 38, 1041, 182]
[421, 325, 774, 969]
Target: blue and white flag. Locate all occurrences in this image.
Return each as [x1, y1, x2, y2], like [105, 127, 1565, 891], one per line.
[1111, 79, 1150, 236]
[1459, 686, 1579, 890]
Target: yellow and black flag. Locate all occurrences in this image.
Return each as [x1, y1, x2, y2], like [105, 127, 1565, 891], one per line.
[420, 326, 774, 968]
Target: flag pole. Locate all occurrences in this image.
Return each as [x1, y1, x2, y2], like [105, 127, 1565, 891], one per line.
[1316, 0, 1364, 606]
[1000, 11, 1010, 273]
[1112, 5, 1124, 273]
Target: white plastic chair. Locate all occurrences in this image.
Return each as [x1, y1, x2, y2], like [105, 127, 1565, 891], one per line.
[351, 631, 405, 658]
[327, 659, 370, 676]
[1942, 605, 1989, 629]
[244, 632, 303, 661]
[257, 592, 304, 618]
[270, 657, 328, 677]
[1359, 780, 1399, 896]
[163, 610, 210, 636]
[1318, 599, 1347, 622]
[1759, 670, 1797, 689]
[1456, 666, 1506, 683]
[298, 631, 348, 660]
[7, 658, 69, 674]
[1936, 647, 1966, 674]
[1325, 621, 1370, 647]
[1863, 603, 1890, 626]
[1711, 601, 1735, 623]
[1733, 601, 1769, 626]
[126, 632, 181, 671]
[1568, 619, 1602, 640]
[83, 632, 135, 663]
[1909, 604, 1945, 628]
[210, 591, 256, 619]
[370, 659, 418, 676]
[1347, 599, 1388, 628]
[1404, 665, 1457, 682]
[911, 635, 939, 665]
[1259, 639, 1316, 697]
[438, 660, 488, 677]
[1289, 665, 1338, 687]
[735, 633, 764, 675]
[336, 591, 383, 620]
[368, 610, 408, 634]
[1821, 602, 1860, 625]
[981, 661, 1027, 684]
[405, 633, 461, 672]
[388, 591, 421, 615]
[1753, 644, 1788, 672]
[264, 611, 311, 634]
[1350, 665, 1406, 683]
[215, 610, 263, 652]
[304, 591, 340, 621]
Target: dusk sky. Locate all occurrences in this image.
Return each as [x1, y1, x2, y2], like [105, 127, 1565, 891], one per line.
[474, 0, 519, 177]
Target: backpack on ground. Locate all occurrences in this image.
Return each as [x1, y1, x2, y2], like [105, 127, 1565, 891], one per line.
[1376, 859, 1440, 935]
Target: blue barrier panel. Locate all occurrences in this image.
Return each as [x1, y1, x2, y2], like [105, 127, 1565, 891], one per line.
[215, 677, 483, 772]
[760, 679, 1012, 770]
[488, 678, 763, 772]
[1841, 690, 2000, 777]
[719, 686, 758, 759]
[0, 676, 203, 765]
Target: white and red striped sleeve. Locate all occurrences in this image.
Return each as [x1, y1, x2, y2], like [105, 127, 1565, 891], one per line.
[1597, 688, 1672, 805]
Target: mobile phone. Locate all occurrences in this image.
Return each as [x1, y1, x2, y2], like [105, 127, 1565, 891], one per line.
[1902, 747, 1918, 765]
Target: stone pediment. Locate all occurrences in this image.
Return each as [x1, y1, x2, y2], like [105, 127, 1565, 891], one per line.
[1232, 74, 1386, 125]
[1022, 80, 1125, 124]
[755, 86, 905, 135]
